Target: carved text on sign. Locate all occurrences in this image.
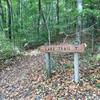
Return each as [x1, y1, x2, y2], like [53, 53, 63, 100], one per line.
[40, 43, 86, 53]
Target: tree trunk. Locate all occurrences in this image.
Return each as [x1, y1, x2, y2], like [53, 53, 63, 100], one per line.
[37, 0, 41, 40]
[41, 7, 51, 45]
[56, 0, 60, 33]
[7, 0, 12, 40]
[0, 0, 4, 31]
[74, 0, 82, 83]
[39, 0, 51, 78]
[56, 0, 59, 25]
[76, 0, 82, 44]
[17, 0, 22, 29]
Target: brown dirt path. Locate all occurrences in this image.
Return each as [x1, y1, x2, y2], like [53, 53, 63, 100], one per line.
[0, 50, 100, 100]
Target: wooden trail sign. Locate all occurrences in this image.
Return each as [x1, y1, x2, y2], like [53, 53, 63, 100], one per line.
[40, 43, 86, 53]
[40, 43, 87, 82]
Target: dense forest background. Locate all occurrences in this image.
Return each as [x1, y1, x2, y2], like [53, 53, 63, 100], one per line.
[0, 0, 100, 99]
[0, 0, 100, 59]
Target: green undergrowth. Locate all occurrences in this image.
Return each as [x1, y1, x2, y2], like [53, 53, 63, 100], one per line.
[0, 32, 13, 60]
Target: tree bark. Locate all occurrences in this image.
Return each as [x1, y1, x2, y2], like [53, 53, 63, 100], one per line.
[74, 0, 82, 83]
[0, 0, 4, 30]
[7, 0, 12, 40]
[37, 0, 41, 40]
[38, 0, 51, 78]
[56, 0, 59, 25]
[56, 0, 60, 33]
[76, 0, 82, 44]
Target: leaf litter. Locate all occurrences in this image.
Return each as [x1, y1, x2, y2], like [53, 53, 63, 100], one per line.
[0, 50, 100, 100]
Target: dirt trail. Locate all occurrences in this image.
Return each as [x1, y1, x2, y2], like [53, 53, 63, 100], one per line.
[0, 50, 45, 100]
[0, 50, 100, 100]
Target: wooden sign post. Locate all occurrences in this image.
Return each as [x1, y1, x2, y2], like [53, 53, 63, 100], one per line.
[40, 43, 86, 83]
[74, 53, 79, 83]
[40, 43, 86, 53]
[44, 53, 51, 78]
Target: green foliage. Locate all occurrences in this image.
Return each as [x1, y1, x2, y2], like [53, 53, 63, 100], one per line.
[5, 0, 99, 48]
[63, 63, 73, 69]
[0, 0, 100, 55]
[95, 83, 100, 89]
[96, 54, 100, 61]
[0, 32, 13, 59]
[83, 8, 100, 18]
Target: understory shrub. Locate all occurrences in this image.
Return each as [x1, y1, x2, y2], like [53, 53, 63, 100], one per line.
[0, 32, 13, 59]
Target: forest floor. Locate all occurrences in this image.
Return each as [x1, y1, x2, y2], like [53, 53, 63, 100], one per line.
[0, 50, 100, 100]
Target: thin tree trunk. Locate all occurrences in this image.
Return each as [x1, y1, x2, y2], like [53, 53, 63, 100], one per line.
[76, 0, 82, 44]
[41, 8, 51, 45]
[38, 0, 51, 43]
[92, 32, 94, 53]
[20, 0, 23, 29]
[37, 0, 41, 40]
[56, 0, 60, 33]
[7, 0, 12, 40]
[39, 0, 51, 78]
[56, 0, 59, 25]
[74, 0, 82, 83]
[0, 0, 4, 31]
